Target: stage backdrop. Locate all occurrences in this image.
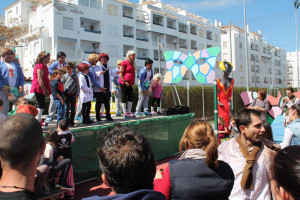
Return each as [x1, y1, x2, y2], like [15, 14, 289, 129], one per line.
[69, 113, 194, 182]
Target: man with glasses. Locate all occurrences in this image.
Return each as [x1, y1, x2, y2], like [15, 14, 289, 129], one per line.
[0, 47, 24, 117]
[218, 109, 271, 200]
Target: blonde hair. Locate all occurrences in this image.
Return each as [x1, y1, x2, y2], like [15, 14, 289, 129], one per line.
[116, 59, 123, 65]
[88, 53, 98, 64]
[179, 119, 219, 169]
[153, 73, 162, 86]
[15, 97, 28, 107]
[125, 50, 136, 69]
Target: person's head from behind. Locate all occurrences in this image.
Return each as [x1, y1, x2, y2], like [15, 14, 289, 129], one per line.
[97, 126, 156, 194]
[257, 89, 266, 100]
[153, 73, 161, 84]
[66, 62, 74, 75]
[46, 129, 58, 147]
[0, 99, 3, 112]
[286, 87, 294, 98]
[58, 120, 69, 132]
[179, 119, 219, 169]
[288, 103, 300, 122]
[15, 96, 28, 107]
[36, 51, 51, 65]
[0, 113, 45, 170]
[235, 109, 265, 144]
[272, 146, 300, 200]
[116, 60, 123, 70]
[218, 116, 225, 125]
[262, 122, 273, 141]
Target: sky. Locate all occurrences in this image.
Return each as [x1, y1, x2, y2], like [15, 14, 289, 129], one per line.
[0, 0, 298, 51]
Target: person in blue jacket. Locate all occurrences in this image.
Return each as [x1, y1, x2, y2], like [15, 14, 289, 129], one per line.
[46, 52, 66, 121]
[82, 126, 166, 200]
[0, 47, 24, 117]
[135, 58, 153, 116]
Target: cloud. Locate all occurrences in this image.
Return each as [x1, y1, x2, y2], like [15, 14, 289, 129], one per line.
[163, 0, 241, 11]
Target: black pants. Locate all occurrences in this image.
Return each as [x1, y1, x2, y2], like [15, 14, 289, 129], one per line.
[94, 92, 110, 120]
[35, 93, 45, 109]
[152, 97, 161, 107]
[48, 158, 72, 185]
[82, 101, 91, 122]
[120, 84, 133, 103]
[64, 95, 76, 125]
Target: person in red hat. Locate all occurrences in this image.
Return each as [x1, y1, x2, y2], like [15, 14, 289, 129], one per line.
[93, 53, 118, 121]
[77, 62, 93, 124]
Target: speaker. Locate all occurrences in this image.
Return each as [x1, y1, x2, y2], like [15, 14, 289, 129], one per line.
[166, 106, 190, 115]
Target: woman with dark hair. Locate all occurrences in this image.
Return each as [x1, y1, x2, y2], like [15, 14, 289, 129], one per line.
[30, 51, 51, 126]
[250, 89, 269, 121]
[263, 122, 274, 141]
[272, 145, 300, 200]
[154, 119, 234, 200]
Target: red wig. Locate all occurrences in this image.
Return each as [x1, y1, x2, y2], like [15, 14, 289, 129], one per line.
[77, 63, 91, 72]
[98, 53, 109, 61]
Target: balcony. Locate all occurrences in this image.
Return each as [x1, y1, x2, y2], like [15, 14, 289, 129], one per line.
[137, 48, 149, 60]
[123, 45, 134, 57]
[123, 25, 134, 38]
[123, 34, 134, 38]
[190, 25, 197, 35]
[167, 18, 176, 30]
[84, 29, 101, 34]
[178, 23, 187, 33]
[153, 14, 164, 26]
[136, 29, 148, 42]
[123, 5, 134, 19]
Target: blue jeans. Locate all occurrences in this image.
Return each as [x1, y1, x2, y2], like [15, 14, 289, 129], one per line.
[64, 96, 76, 125]
[54, 99, 64, 126]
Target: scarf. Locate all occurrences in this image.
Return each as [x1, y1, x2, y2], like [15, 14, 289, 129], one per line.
[180, 148, 206, 160]
[236, 135, 261, 190]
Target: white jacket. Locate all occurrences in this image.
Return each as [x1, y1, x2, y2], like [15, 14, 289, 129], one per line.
[94, 62, 117, 92]
[78, 72, 93, 103]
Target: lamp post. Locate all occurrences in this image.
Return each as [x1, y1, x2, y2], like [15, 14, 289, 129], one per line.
[243, 0, 249, 91]
[295, 0, 300, 90]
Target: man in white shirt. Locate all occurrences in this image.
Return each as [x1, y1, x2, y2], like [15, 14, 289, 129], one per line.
[218, 108, 271, 200]
[281, 103, 300, 148]
[280, 87, 300, 125]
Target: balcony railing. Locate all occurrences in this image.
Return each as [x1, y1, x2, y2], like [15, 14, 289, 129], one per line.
[84, 29, 101, 34]
[179, 29, 187, 33]
[137, 56, 148, 60]
[167, 25, 176, 30]
[179, 45, 187, 49]
[123, 34, 134, 38]
[153, 21, 163, 26]
[136, 38, 149, 42]
[123, 14, 134, 19]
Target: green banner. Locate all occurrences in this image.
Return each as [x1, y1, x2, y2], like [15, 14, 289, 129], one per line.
[70, 113, 195, 182]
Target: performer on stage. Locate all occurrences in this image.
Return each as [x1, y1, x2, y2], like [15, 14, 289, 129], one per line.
[217, 62, 234, 129]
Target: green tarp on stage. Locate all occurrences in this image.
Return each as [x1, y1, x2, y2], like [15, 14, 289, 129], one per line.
[70, 113, 194, 182]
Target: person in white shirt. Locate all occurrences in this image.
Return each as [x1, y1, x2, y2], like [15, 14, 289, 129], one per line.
[281, 103, 300, 148]
[280, 87, 300, 125]
[218, 108, 271, 200]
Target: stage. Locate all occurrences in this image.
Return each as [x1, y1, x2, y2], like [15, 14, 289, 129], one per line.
[42, 113, 194, 182]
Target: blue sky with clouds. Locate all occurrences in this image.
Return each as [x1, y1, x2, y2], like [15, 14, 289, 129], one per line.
[0, 0, 298, 51]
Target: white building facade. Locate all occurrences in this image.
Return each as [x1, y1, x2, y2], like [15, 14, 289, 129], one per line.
[221, 25, 287, 90]
[4, 0, 222, 86]
[286, 51, 300, 88]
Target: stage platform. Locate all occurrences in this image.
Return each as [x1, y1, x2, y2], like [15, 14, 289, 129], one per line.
[43, 113, 194, 182]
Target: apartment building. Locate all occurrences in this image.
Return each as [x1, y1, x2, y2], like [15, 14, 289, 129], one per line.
[221, 25, 287, 89]
[286, 51, 300, 88]
[4, 0, 222, 86]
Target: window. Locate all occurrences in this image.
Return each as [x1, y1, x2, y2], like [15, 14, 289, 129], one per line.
[63, 17, 73, 30]
[199, 43, 205, 50]
[199, 29, 204, 37]
[108, 4, 118, 16]
[239, 42, 242, 49]
[215, 34, 219, 42]
[206, 31, 212, 40]
[207, 44, 212, 48]
[108, 45, 119, 57]
[240, 65, 243, 72]
[108, 24, 118, 37]
[223, 42, 227, 49]
[264, 77, 268, 83]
